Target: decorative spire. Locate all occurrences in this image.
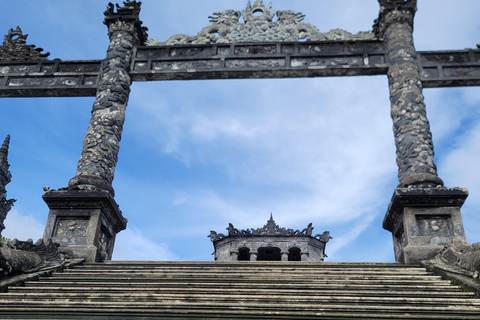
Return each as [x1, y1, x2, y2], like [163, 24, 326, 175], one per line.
[0, 134, 15, 237]
[0, 27, 50, 62]
[0, 134, 10, 164]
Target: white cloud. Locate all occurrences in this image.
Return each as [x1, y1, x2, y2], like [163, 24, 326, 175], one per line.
[113, 228, 179, 261]
[2, 208, 45, 241]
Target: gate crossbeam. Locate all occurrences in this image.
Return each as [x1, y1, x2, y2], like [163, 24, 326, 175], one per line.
[0, 60, 102, 97]
[130, 40, 387, 81]
[1, 43, 479, 98]
[418, 49, 480, 88]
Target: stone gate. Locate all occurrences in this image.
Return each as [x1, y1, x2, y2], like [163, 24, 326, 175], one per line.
[0, 0, 479, 265]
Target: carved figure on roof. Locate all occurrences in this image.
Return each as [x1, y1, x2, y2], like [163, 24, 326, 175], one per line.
[210, 214, 331, 240]
[146, 0, 375, 46]
[0, 27, 50, 62]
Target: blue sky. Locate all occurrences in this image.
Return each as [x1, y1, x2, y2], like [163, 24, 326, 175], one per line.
[1, 0, 479, 262]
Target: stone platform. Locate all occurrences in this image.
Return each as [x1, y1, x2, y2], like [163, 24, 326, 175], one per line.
[0, 261, 479, 319]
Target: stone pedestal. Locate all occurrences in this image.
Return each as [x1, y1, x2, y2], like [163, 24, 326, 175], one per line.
[383, 187, 468, 264]
[42, 190, 127, 262]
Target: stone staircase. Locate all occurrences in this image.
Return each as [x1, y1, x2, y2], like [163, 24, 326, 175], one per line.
[0, 261, 479, 319]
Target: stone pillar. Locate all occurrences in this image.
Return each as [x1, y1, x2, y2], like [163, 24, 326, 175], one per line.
[376, 0, 469, 264]
[42, 1, 146, 262]
[281, 252, 288, 261]
[300, 253, 308, 262]
[68, 1, 147, 196]
[230, 252, 239, 260]
[250, 252, 258, 261]
[375, 0, 442, 188]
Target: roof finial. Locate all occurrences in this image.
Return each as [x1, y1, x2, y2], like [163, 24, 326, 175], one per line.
[0, 134, 10, 162]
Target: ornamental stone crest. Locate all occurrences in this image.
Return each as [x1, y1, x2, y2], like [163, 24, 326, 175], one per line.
[208, 214, 332, 242]
[146, 0, 375, 46]
[0, 27, 50, 62]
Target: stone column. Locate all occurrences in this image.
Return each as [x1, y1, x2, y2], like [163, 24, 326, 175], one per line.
[250, 252, 258, 261]
[281, 252, 288, 261]
[300, 253, 308, 262]
[375, 0, 442, 188]
[68, 1, 147, 197]
[42, 1, 146, 262]
[377, 0, 469, 264]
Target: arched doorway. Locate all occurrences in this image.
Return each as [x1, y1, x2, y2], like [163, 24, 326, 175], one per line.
[238, 247, 250, 261]
[288, 247, 301, 261]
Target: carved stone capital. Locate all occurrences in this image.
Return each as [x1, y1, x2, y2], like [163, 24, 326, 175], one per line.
[373, 0, 417, 38]
[103, 1, 148, 45]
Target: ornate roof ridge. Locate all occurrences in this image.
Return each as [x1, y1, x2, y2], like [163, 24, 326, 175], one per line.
[208, 214, 332, 243]
[0, 27, 50, 62]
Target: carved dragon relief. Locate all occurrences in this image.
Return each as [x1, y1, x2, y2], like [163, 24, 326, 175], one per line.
[147, 0, 376, 46]
[0, 238, 68, 277]
[0, 27, 50, 62]
[208, 214, 332, 243]
[423, 240, 480, 279]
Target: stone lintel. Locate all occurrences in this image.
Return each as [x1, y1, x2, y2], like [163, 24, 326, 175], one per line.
[384, 187, 468, 264]
[42, 189, 126, 262]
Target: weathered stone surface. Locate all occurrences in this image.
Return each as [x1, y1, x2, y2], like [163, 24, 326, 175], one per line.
[384, 187, 468, 264]
[147, 0, 375, 46]
[0, 135, 15, 237]
[68, 1, 147, 196]
[1, 261, 480, 319]
[424, 240, 480, 278]
[43, 189, 127, 262]
[0, 238, 65, 277]
[0, 27, 50, 62]
[376, 0, 443, 188]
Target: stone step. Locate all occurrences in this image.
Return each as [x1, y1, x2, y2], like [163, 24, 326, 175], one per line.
[65, 268, 430, 275]
[2, 291, 479, 306]
[18, 280, 462, 293]
[42, 274, 450, 285]
[2, 308, 480, 320]
[2, 261, 479, 319]
[51, 273, 443, 281]
[64, 262, 427, 269]
[0, 300, 479, 315]
[9, 285, 474, 297]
